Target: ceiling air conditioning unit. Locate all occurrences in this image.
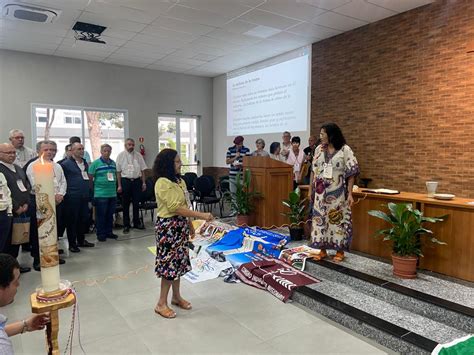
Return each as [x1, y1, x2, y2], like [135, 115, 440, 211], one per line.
[2, 3, 61, 23]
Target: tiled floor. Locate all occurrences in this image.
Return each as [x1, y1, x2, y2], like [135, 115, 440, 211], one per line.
[3, 222, 392, 354]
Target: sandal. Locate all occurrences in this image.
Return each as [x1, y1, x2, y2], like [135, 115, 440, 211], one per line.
[333, 251, 345, 262]
[171, 299, 192, 310]
[154, 306, 176, 319]
[313, 249, 328, 261]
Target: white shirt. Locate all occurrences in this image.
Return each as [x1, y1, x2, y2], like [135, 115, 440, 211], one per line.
[26, 160, 67, 196]
[0, 314, 13, 355]
[116, 151, 147, 179]
[14, 146, 36, 168]
[0, 173, 12, 214]
[0, 162, 16, 173]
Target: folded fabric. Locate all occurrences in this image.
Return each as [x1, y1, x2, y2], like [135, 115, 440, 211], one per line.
[206, 229, 245, 253]
[236, 255, 320, 302]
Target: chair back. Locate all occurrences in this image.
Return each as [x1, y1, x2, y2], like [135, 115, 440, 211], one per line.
[193, 176, 214, 198]
[140, 177, 156, 203]
[184, 172, 198, 189]
[219, 175, 230, 193]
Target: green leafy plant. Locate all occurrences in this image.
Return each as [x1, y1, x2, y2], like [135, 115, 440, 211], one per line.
[225, 169, 261, 215]
[368, 202, 446, 257]
[281, 187, 308, 227]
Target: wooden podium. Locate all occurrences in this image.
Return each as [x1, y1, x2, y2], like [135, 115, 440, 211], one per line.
[243, 156, 293, 228]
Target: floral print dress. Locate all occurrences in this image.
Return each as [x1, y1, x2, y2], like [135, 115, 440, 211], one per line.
[310, 145, 359, 251]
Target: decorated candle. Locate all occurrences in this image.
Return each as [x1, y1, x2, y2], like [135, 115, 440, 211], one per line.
[32, 156, 60, 293]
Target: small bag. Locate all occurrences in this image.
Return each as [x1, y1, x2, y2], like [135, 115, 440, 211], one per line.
[11, 214, 30, 245]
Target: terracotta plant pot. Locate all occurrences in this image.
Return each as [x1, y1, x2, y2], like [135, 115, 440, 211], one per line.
[391, 253, 418, 279]
[236, 214, 250, 226]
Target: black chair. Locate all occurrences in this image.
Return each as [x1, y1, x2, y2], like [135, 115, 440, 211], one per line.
[218, 175, 230, 215]
[184, 172, 198, 189]
[139, 177, 157, 224]
[193, 175, 222, 214]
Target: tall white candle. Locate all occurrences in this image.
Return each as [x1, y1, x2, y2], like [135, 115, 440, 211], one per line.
[32, 157, 60, 293]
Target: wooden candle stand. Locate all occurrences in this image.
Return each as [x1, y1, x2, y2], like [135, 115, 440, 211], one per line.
[30, 292, 76, 355]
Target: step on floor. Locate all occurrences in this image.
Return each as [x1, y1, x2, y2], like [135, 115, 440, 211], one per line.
[306, 279, 468, 345]
[304, 260, 473, 333]
[337, 252, 474, 308]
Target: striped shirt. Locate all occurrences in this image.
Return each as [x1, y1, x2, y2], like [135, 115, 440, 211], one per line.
[226, 145, 251, 177]
[88, 158, 117, 198]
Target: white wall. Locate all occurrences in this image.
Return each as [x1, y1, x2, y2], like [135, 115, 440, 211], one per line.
[212, 74, 310, 167]
[0, 49, 213, 168]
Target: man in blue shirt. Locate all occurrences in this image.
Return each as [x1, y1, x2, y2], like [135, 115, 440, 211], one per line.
[60, 143, 95, 253]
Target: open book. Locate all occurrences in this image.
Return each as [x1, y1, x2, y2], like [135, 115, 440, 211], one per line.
[361, 188, 400, 195]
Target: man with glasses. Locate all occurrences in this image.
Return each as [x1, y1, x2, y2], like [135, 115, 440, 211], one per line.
[8, 130, 36, 168]
[0, 143, 31, 273]
[60, 143, 95, 253]
[26, 141, 67, 270]
[116, 138, 147, 233]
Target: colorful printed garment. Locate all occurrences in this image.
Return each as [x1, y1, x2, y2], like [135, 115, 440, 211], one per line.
[310, 144, 359, 251]
[155, 215, 191, 280]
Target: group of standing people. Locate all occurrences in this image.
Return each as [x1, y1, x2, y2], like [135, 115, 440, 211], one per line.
[225, 124, 359, 262]
[0, 130, 150, 273]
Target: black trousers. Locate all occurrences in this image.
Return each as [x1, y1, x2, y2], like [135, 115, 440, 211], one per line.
[0, 210, 12, 253]
[121, 178, 141, 227]
[57, 201, 66, 239]
[28, 194, 40, 262]
[64, 195, 89, 248]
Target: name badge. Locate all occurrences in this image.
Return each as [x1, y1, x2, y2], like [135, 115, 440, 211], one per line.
[323, 163, 333, 179]
[82, 171, 89, 180]
[107, 172, 115, 181]
[16, 179, 27, 192]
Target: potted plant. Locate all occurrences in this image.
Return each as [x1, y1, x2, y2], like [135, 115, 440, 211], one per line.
[226, 169, 260, 226]
[281, 187, 308, 241]
[368, 202, 446, 279]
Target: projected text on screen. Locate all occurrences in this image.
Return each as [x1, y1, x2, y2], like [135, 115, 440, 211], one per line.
[227, 54, 309, 136]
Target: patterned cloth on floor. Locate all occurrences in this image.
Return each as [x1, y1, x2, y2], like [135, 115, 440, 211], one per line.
[236, 255, 320, 302]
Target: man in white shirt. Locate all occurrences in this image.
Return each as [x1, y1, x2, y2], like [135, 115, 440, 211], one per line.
[280, 131, 292, 161]
[8, 130, 36, 168]
[0, 173, 12, 254]
[116, 138, 147, 233]
[26, 141, 67, 271]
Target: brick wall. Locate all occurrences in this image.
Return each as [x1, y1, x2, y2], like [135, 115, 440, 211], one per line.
[311, 0, 474, 197]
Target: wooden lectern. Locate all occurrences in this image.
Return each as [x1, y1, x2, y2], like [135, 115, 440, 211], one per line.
[243, 156, 293, 228]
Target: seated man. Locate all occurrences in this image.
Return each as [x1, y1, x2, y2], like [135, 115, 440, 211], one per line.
[0, 253, 49, 354]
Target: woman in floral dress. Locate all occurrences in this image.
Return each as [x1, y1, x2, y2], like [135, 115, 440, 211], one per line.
[310, 123, 359, 262]
[153, 149, 213, 318]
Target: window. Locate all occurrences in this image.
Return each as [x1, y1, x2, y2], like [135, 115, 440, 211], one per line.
[32, 105, 128, 162]
[64, 116, 81, 125]
[158, 115, 200, 174]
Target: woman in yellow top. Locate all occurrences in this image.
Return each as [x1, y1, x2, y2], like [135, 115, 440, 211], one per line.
[153, 149, 213, 319]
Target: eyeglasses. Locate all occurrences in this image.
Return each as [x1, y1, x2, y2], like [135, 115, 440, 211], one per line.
[11, 136, 24, 140]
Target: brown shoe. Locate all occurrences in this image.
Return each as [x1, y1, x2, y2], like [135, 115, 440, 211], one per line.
[154, 306, 176, 319]
[333, 250, 345, 262]
[314, 249, 328, 261]
[171, 299, 192, 310]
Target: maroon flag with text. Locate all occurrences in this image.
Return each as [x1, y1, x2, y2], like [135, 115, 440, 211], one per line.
[236, 254, 320, 302]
